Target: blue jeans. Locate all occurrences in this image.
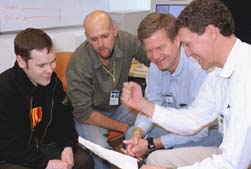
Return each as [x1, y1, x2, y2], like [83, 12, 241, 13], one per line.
[75, 104, 136, 169]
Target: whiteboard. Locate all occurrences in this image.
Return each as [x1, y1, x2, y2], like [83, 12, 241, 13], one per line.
[0, 0, 108, 33]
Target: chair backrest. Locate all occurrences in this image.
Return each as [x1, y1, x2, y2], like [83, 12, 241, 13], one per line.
[55, 51, 124, 152]
[54, 51, 72, 91]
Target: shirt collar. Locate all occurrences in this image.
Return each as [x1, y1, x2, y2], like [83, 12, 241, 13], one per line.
[88, 40, 122, 70]
[84, 43, 102, 69]
[169, 47, 185, 78]
[217, 39, 240, 78]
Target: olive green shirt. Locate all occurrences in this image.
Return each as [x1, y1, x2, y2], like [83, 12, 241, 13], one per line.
[66, 30, 150, 121]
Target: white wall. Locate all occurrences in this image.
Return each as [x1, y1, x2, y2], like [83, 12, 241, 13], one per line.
[109, 0, 150, 11]
[0, 27, 86, 72]
[0, 0, 150, 73]
[0, 34, 16, 72]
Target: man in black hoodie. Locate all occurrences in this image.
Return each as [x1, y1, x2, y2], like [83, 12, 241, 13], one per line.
[0, 28, 93, 169]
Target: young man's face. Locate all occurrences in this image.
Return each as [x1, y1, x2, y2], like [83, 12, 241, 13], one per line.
[17, 48, 56, 86]
[143, 28, 181, 72]
[178, 27, 215, 70]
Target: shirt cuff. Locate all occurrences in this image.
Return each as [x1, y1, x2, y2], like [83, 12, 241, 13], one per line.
[135, 114, 154, 135]
[151, 104, 169, 126]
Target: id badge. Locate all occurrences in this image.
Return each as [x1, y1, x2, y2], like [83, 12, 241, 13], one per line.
[165, 94, 174, 103]
[218, 113, 224, 134]
[165, 94, 175, 108]
[109, 90, 120, 105]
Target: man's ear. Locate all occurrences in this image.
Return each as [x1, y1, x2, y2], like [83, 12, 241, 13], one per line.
[174, 34, 181, 48]
[112, 24, 118, 37]
[84, 31, 88, 39]
[16, 55, 27, 69]
[205, 24, 218, 40]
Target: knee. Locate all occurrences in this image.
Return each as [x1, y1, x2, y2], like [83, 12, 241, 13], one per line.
[74, 120, 84, 136]
[146, 151, 159, 165]
[74, 147, 94, 169]
[75, 124, 109, 148]
[146, 150, 177, 168]
[125, 126, 136, 140]
[93, 135, 110, 148]
[82, 154, 94, 169]
[119, 105, 137, 126]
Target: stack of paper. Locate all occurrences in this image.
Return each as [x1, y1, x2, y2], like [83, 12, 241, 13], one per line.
[78, 137, 138, 169]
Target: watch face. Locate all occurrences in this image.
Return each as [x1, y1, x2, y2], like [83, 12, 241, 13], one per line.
[148, 143, 155, 150]
[147, 137, 155, 152]
[149, 144, 154, 149]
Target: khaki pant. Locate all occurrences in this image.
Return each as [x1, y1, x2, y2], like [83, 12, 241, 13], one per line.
[146, 146, 221, 168]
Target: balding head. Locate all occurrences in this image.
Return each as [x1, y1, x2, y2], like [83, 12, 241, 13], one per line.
[83, 10, 118, 63]
[84, 10, 113, 35]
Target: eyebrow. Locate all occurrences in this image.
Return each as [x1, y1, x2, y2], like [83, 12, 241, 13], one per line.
[36, 57, 56, 66]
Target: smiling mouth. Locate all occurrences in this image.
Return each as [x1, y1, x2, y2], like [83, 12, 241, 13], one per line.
[99, 47, 107, 52]
[43, 75, 51, 80]
[156, 57, 166, 65]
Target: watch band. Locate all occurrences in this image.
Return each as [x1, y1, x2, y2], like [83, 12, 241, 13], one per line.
[146, 137, 155, 153]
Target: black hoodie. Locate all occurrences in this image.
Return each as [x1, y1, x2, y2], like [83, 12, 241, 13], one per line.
[0, 63, 78, 169]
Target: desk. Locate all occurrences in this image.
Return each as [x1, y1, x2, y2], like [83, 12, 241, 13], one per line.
[129, 62, 148, 78]
[129, 62, 148, 94]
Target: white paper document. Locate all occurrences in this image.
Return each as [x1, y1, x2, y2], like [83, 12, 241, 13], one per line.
[78, 136, 138, 169]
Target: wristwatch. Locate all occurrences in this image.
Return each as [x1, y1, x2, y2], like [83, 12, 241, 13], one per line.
[146, 137, 155, 153]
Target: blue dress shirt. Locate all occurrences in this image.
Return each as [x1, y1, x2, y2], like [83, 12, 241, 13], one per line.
[135, 47, 208, 148]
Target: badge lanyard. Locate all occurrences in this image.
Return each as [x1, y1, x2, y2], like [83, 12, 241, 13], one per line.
[102, 62, 119, 105]
[102, 62, 116, 84]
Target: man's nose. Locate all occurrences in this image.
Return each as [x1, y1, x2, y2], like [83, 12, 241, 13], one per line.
[97, 38, 104, 47]
[46, 64, 54, 73]
[151, 49, 161, 61]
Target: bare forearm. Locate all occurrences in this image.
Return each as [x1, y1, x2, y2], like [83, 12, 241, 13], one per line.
[84, 111, 129, 133]
[139, 99, 155, 117]
[153, 137, 164, 149]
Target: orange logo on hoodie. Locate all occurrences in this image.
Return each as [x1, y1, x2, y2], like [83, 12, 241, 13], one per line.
[31, 107, 42, 128]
